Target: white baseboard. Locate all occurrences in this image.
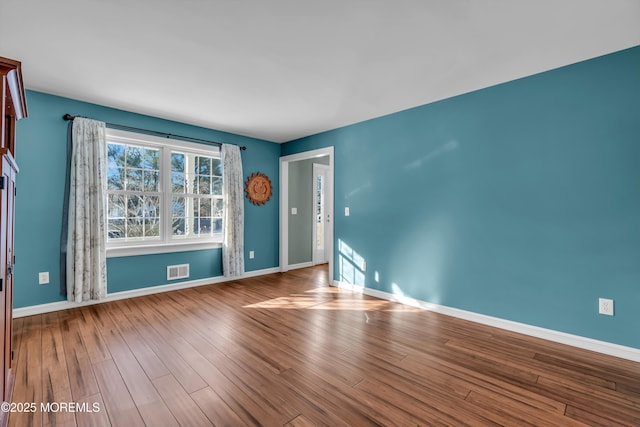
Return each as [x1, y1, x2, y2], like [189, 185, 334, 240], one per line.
[286, 261, 313, 270]
[333, 280, 640, 363]
[13, 267, 281, 319]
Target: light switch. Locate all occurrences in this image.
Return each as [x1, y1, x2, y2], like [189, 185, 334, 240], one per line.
[291, 207, 297, 215]
[249, 251, 255, 259]
[39, 272, 50, 285]
[345, 207, 350, 216]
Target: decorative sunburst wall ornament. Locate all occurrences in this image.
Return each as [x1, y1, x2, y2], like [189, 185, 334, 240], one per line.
[244, 172, 272, 205]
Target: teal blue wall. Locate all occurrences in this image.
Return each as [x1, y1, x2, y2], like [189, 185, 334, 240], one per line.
[106, 250, 221, 294]
[14, 91, 280, 308]
[282, 46, 640, 349]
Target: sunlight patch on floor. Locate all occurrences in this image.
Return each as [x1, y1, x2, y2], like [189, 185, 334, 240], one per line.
[244, 287, 426, 313]
[309, 299, 389, 311]
[304, 286, 342, 294]
[243, 295, 332, 309]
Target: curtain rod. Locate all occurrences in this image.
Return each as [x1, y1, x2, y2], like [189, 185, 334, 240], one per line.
[62, 114, 246, 150]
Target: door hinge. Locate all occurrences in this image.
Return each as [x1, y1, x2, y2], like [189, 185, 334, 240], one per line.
[14, 186, 16, 196]
[0, 278, 3, 292]
[0, 177, 4, 190]
[11, 351, 13, 361]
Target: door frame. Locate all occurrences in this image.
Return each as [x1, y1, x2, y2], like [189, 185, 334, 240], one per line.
[280, 147, 334, 282]
[312, 163, 330, 265]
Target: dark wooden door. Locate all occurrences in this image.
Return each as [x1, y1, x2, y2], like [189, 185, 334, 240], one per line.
[0, 157, 8, 404]
[1, 156, 15, 402]
[0, 56, 26, 427]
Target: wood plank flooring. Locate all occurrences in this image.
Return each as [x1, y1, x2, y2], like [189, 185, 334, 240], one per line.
[8, 265, 640, 426]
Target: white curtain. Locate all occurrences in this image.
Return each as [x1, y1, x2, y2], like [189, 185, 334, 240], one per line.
[67, 118, 108, 302]
[221, 144, 244, 277]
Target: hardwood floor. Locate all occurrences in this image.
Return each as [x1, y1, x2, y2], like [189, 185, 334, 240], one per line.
[8, 265, 640, 426]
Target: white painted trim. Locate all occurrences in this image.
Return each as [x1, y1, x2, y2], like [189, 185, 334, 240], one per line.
[333, 280, 640, 363]
[107, 128, 221, 154]
[287, 262, 314, 270]
[13, 267, 280, 319]
[280, 157, 289, 273]
[280, 146, 334, 279]
[280, 147, 334, 163]
[240, 267, 281, 278]
[107, 241, 222, 258]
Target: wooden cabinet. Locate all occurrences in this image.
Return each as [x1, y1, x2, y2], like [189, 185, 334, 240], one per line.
[0, 56, 27, 426]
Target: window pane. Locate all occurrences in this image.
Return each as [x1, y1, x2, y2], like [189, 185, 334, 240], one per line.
[108, 194, 126, 218]
[172, 196, 185, 217]
[144, 170, 160, 192]
[211, 158, 221, 176]
[126, 146, 143, 168]
[143, 196, 160, 218]
[108, 144, 125, 168]
[212, 177, 222, 196]
[127, 219, 144, 238]
[198, 198, 212, 217]
[108, 219, 125, 240]
[144, 148, 159, 169]
[171, 152, 185, 172]
[198, 157, 210, 174]
[127, 195, 144, 217]
[195, 217, 213, 235]
[126, 169, 143, 191]
[213, 198, 223, 217]
[144, 219, 160, 238]
[172, 218, 185, 236]
[198, 176, 211, 195]
[172, 173, 185, 193]
[212, 217, 222, 233]
[108, 167, 124, 190]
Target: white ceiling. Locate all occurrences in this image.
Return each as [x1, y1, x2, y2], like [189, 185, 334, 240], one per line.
[1, 1, 639, 143]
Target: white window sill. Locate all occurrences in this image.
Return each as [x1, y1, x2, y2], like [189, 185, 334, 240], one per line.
[107, 241, 222, 258]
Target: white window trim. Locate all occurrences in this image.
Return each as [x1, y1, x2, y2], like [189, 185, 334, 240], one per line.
[106, 241, 222, 258]
[105, 128, 222, 258]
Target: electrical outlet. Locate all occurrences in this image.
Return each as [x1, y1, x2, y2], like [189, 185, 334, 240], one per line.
[39, 272, 50, 285]
[291, 207, 297, 215]
[599, 298, 614, 316]
[249, 251, 255, 259]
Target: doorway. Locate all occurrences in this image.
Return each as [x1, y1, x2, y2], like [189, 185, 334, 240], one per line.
[280, 147, 334, 281]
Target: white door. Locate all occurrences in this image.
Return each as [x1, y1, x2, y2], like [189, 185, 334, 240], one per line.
[312, 163, 330, 265]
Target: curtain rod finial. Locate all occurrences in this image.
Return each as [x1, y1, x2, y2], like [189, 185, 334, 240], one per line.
[241, 146, 247, 151]
[63, 114, 75, 121]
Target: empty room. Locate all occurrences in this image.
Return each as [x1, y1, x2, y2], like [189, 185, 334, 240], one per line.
[1, 1, 639, 426]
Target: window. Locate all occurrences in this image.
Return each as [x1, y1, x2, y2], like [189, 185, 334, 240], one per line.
[105, 129, 222, 256]
[170, 150, 223, 238]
